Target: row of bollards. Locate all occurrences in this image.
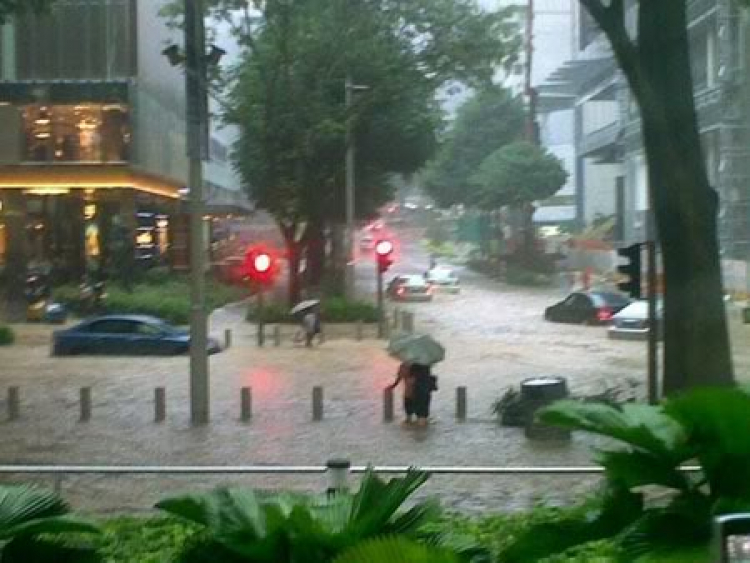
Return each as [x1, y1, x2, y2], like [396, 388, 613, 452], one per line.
[4, 385, 469, 423]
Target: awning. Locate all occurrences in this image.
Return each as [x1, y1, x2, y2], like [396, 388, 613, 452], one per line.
[537, 58, 614, 112]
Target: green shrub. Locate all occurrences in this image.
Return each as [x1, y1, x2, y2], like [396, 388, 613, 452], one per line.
[505, 265, 552, 287]
[94, 517, 199, 563]
[156, 469, 437, 563]
[246, 297, 378, 323]
[0, 324, 14, 345]
[53, 276, 248, 324]
[503, 387, 750, 561]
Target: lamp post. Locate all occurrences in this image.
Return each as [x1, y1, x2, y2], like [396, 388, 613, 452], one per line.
[185, 0, 209, 424]
[344, 77, 369, 300]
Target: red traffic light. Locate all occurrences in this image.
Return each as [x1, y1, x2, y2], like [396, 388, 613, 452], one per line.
[254, 253, 272, 273]
[375, 240, 394, 256]
[375, 239, 394, 273]
[244, 247, 277, 285]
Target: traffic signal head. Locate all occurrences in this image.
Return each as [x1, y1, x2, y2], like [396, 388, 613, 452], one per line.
[244, 247, 277, 285]
[617, 243, 642, 299]
[375, 239, 394, 273]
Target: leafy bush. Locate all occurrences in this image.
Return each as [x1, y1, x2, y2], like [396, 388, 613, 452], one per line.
[502, 387, 750, 561]
[504, 265, 552, 287]
[94, 517, 199, 563]
[54, 277, 248, 324]
[0, 484, 100, 562]
[0, 324, 14, 345]
[247, 297, 378, 323]
[156, 469, 437, 563]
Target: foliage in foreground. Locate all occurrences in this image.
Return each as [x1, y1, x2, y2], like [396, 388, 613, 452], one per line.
[502, 387, 750, 562]
[0, 324, 14, 345]
[156, 469, 438, 562]
[0, 484, 100, 562]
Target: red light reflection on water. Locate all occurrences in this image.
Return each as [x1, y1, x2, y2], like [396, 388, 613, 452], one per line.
[243, 366, 284, 399]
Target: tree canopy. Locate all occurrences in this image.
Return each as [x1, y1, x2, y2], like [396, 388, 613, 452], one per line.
[470, 141, 568, 210]
[422, 87, 526, 208]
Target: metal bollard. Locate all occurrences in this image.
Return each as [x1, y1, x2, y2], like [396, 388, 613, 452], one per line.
[224, 329, 232, 349]
[355, 320, 363, 341]
[456, 386, 467, 421]
[7, 387, 19, 421]
[274, 325, 281, 347]
[155, 387, 166, 423]
[383, 387, 394, 422]
[240, 387, 252, 421]
[79, 387, 91, 422]
[326, 458, 351, 497]
[257, 323, 265, 347]
[312, 386, 324, 421]
[401, 311, 414, 333]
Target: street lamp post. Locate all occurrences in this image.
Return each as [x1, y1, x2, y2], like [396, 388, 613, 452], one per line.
[185, 0, 210, 424]
[344, 77, 369, 300]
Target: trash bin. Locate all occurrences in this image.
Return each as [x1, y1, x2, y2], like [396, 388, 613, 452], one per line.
[521, 376, 571, 441]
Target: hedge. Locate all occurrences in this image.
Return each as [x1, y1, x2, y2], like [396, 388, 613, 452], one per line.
[246, 297, 379, 323]
[53, 277, 248, 325]
[0, 324, 14, 345]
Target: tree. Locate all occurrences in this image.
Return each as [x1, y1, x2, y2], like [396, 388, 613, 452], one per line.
[219, 0, 520, 303]
[422, 87, 526, 208]
[578, 1, 733, 393]
[470, 141, 567, 209]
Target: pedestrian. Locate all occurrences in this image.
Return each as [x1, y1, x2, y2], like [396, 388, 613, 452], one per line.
[389, 362, 416, 423]
[302, 305, 321, 348]
[411, 363, 438, 427]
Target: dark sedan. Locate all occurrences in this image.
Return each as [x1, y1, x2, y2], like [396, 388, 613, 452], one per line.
[52, 315, 222, 356]
[544, 291, 630, 325]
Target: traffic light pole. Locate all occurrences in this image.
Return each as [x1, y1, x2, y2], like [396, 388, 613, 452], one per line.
[185, 0, 209, 424]
[646, 240, 658, 404]
[256, 287, 265, 347]
[376, 265, 384, 338]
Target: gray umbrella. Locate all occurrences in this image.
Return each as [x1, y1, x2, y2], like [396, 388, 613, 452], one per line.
[290, 299, 320, 315]
[387, 333, 445, 366]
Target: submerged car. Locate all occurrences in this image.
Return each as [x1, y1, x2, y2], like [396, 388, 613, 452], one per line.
[425, 267, 460, 293]
[608, 300, 663, 340]
[544, 291, 630, 325]
[387, 275, 433, 302]
[52, 315, 222, 356]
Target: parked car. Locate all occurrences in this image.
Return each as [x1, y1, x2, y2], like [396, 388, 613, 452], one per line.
[425, 267, 460, 293]
[387, 275, 433, 302]
[608, 300, 663, 340]
[359, 233, 375, 250]
[544, 291, 630, 325]
[52, 315, 222, 356]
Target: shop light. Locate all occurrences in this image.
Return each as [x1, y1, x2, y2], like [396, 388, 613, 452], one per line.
[84, 204, 97, 219]
[24, 188, 70, 195]
[34, 108, 51, 125]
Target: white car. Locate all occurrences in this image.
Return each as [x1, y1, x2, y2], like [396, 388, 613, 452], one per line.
[425, 267, 460, 294]
[608, 300, 663, 340]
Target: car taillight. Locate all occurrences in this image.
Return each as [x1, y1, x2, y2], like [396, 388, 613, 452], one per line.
[397, 287, 406, 296]
[598, 307, 613, 321]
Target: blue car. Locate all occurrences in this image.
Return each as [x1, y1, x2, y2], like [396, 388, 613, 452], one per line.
[52, 315, 222, 356]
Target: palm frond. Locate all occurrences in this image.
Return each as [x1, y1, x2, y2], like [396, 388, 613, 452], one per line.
[332, 535, 460, 563]
[0, 486, 68, 533]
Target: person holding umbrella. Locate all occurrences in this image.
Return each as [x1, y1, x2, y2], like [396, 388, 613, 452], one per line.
[290, 299, 322, 347]
[387, 333, 444, 426]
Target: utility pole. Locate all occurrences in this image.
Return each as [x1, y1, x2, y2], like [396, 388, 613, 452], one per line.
[185, 0, 210, 424]
[344, 76, 356, 300]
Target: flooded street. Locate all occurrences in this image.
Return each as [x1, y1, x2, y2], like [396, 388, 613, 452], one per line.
[0, 253, 651, 515]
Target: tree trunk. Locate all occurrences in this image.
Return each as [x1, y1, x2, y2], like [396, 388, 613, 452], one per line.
[1, 191, 28, 321]
[328, 222, 346, 296]
[281, 225, 303, 306]
[635, 1, 733, 392]
[305, 220, 326, 289]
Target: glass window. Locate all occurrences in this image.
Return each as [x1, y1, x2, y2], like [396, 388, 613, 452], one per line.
[87, 320, 137, 334]
[21, 103, 130, 163]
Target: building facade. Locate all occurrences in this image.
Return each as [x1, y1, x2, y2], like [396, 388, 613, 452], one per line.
[0, 0, 248, 283]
